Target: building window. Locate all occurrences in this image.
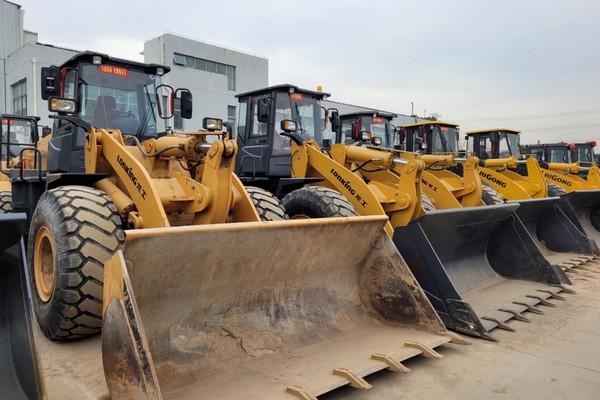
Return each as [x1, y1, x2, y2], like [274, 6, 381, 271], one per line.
[12, 79, 27, 115]
[227, 105, 236, 135]
[174, 98, 183, 130]
[173, 53, 236, 91]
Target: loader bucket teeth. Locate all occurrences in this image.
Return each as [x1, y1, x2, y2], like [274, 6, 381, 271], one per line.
[102, 216, 456, 399]
[0, 213, 45, 400]
[393, 203, 571, 339]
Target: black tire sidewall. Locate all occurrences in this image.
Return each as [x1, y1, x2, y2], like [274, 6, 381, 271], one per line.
[282, 187, 357, 218]
[27, 193, 67, 338]
[245, 186, 286, 221]
[27, 186, 124, 339]
[0, 190, 11, 213]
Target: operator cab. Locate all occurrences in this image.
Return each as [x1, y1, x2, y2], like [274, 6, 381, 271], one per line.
[574, 142, 597, 165]
[235, 84, 328, 178]
[464, 128, 520, 160]
[1, 115, 39, 162]
[526, 143, 573, 164]
[402, 121, 460, 154]
[338, 111, 397, 148]
[40, 51, 174, 173]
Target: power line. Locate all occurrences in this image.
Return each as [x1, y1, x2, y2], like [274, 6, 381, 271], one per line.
[523, 123, 600, 133]
[457, 108, 600, 122]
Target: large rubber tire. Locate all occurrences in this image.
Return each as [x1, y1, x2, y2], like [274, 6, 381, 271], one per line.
[282, 187, 357, 218]
[547, 183, 567, 197]
[27, 186, 124, 340]
[0, 190, 11, 213]
[245, 186, 286, 221]
[422, 194, 436, 212]
[481, 183, 505, 205]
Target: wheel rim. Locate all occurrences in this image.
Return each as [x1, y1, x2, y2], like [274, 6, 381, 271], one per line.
[34, 226, 56, 303]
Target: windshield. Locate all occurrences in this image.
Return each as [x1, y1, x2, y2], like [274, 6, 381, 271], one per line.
[576, 144, 594, 163]
[432, 125, 458, 152]
[549, 147, 571, 163]
[499, 132, 520, 157]
[78, 63, 162, 138]
[275, 92, 322, 140]
[360, 116, 391, 147]
[339, 115, 392, 147]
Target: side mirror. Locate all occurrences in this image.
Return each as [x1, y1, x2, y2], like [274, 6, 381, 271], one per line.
[41, 66, 61, 100]
[257, 98, 271, 123]
[351, 122, 359, 141]
[178, 89, 193, 119]
[329, 109, 340, 133]
[42, 126, 52, 138]
[396, 126, 406, 144]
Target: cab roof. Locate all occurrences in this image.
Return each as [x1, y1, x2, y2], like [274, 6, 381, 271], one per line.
[340, 110, 397, 120]
[58, 51, 170, 75]
[235, 84, 330, 99]
[465, 128, 521, 135]
[402, 120, 459, 128]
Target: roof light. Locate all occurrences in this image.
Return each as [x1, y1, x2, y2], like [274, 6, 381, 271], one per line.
[92, 55, 102, 65]
[156, 67, 165, 76]
[202, 117, 222, 131]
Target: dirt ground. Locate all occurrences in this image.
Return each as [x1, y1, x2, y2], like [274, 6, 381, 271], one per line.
[38, 264, 600, 400]
[323, 265, 600, 400]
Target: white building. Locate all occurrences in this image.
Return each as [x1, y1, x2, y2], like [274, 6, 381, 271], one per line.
[1, 0, 77, 128]
[143, 33, 268, 132]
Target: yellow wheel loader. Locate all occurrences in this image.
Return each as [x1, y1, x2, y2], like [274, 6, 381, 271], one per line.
[3, 53, 460, 399]
[463, 128, 600, 257]
[398, 122, 599, 272]
[340, 114, 485, 209]
[235, 85, 572, 341]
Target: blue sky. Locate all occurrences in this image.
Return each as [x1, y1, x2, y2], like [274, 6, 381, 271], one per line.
[18, 0, 600, 144]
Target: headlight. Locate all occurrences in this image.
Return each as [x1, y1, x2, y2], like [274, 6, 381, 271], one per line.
[49, 97, 76, 113]
[371, 137, 382, 146]
[361, 132, 371, 141]
[281, 119, 297, 132]
[202, 117, 223, 131]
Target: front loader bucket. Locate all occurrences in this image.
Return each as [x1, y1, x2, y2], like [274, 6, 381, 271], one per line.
[513, 197, 599, 271]
[393, 204, 570, 339]
[102, 216, 462, 400]
[0, 213, 45, 399]
[556, 190, 600, 247]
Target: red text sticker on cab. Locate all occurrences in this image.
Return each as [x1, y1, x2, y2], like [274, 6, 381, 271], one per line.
[99, 65, 129, 77]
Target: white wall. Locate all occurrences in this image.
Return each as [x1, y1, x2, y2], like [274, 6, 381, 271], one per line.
[4, 42, 77, 126]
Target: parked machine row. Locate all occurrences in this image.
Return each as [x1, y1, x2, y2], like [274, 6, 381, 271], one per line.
[1, 50, 598, 399]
